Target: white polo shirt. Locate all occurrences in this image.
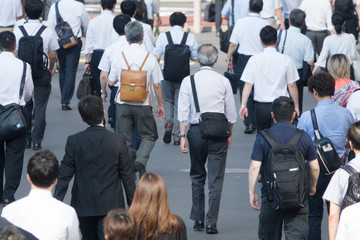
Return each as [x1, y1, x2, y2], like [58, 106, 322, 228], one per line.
[0, 0, 22, 27]
[108, 43, 163, 106]
[299, 0, 334, 31]
[241, 47, 299, 102]
[229, 13, 269, 55]
[260, 0, 282, 19]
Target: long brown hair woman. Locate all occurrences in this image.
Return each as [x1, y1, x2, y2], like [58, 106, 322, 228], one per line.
[128, 173, 187, 240]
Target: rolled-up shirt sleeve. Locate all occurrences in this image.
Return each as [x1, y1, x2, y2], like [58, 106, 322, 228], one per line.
[177, 77, 191, 126]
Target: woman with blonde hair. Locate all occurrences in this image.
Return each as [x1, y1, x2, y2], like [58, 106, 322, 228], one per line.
[128, 173, 187, 240]
[328, 54, 359, 107]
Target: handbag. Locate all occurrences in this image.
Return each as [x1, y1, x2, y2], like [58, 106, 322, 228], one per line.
[219, 0, 234, 53]
[76, 69, 92, 100]
[190, 75, 231, 139]
[0, 62, 27, 142]
[223, 68, 238, 94]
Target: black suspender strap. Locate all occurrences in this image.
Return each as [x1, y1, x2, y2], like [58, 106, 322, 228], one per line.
[180, 32, 188, 45]
[190, 75, 200, 113]
[19, 62, 27, 100]
[165, 31, 173, 45]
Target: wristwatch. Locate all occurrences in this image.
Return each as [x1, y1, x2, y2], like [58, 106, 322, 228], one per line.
[179, 134, 186, 138]
[100, 89, 106, 94]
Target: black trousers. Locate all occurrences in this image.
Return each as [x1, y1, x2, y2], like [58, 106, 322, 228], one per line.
[344, 15, 359, 43]
[188, 125, 228, 226]
[0, 129, 26, 202]
[90, 49, 104, 97]
[236, 54, 255, 127]
[254, 101, 273, 131]
[215, 0, 224, 32]
[78, 216, 105, 240]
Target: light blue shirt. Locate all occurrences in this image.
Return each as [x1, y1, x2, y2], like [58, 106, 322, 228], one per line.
[297, 99, 354, 157]
[277, 26, 314, 69]
[221, 0, 249, 27]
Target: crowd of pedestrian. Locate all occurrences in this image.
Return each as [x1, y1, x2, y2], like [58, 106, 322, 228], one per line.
[0, 0, 360, 239]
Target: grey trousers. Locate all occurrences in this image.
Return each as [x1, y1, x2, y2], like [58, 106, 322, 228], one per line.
[188, 125, 228, 226]
[305, 30, 328, 56]
[161, 80, 181, 141]
[115, 104, 158, 167]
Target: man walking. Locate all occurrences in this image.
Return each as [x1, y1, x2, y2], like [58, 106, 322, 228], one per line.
[0, 0, 23, 32]
[178, 44, 237, 234]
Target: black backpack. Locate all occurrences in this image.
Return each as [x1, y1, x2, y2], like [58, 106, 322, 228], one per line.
[340, 164, 360, 211]
[261, 129, 308, 211]
[18, 25, 48, 80]
[163, 32, 191, 82]
[335, 0, 355, 19]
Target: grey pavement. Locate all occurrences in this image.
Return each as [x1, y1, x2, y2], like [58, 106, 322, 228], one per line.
[4, 32, 329, 239]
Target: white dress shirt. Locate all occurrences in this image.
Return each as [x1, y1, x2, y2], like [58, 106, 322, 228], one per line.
[229, 13, 269, 55]
[241, 47, 299, 102]
[141, 21, 156, 45]
[0, 52, 33, 106]
[155, 25, 198, 60]
[299, 0, 334, 31]
[280, 0, 302, 18]
[1, 189, 80, 240]
[260, 0, 282, 19]
[144, 0, 160, 20]
[178, 67, 237, 126]
[0, 0, 22, 27]
[13, 19, 59, 57]
[83, 10, 114, 54]
[316, 33, 358, 68]
[47, 0, 90, 38]
[347, 90, 360, 121]
[108, 43, 163, 106]
[336, 201, 360, 240]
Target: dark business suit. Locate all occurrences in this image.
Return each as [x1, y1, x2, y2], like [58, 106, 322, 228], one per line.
[54, 125, 135, 240]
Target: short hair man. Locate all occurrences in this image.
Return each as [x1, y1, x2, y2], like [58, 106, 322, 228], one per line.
[277, 8, 314, 114]
[239, 25, 300, 131]
[297, 72, 354, 240]
[0, 31, 33, 205]
[249, 96, 319, 239]
[178, 44, 237, 234]
[155, 12, 198, 145]
[54, 96, 135, 240]
[13, 0, 59, 151]
[2, 150, 80, 239]
[227, 0, 269, 134]
[0, 0, 22, 32]
[84, 0, 116, 97]
[47, 0, 90, 110]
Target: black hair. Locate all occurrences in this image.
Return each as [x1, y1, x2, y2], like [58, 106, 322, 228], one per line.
[0, 31, 16, 52]
[272, 96, 295, 122]
[348, 122, 360, 150]
[113, 14, 131, 35]
[25, 0, 43, 19]
[169, 12, 187, 27]
[307, 72, 335, 97]
[249, 0, 263, 13]
[27, 150, 59, 188]
[134, 4, 145, 21]
[78, 95, 104, 125]
[0, 226, 25, 240]
[101, 0, 116, 10]
[332, 12, 345, 34]
[289, 9, 306, 28]
[260, 26, 277, 46]
[121, 0, 137, 17]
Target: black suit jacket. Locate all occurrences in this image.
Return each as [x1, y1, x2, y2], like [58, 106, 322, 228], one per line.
[54, 126, 135, 217]
[0, 217, 38, 240]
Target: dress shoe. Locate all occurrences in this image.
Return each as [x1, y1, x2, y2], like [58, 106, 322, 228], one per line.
[33, 143, 42, 151]
[193, 221, 204, 231]
[134, 161, 146, 179]
[62, 104, 72, 111]
[108, 117, 114, 129]
[206, 225, 218, 234]
[244, 124, 255, 134]
[25, 140, 31, 149]
[163, 122, 173, 144]
[173, 140, 180, 146]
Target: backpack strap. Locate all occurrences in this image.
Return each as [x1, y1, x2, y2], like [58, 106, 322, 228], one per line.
[18, 26, 28, 37]
[35, 25, 47, 37]
[139, 53, 150, 71]
[190, 75, 200, 113]
[19, 62, 27, 100]
[121, 52, 130, 70]
[287, 128, 303, 146]
[260, 129, 280, 148]
[310, 109, 323, 141]
[55, 2, 63, 24]
[341, 164, 358, 175]
[276, 29, 282, 51]
[180, 32, 189, 45]
[165, 32, 173, 45]
[281, 30, 288, 54]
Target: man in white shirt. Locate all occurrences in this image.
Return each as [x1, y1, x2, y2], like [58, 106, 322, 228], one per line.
[239, 26, 300, 131]
[84, 0, 116, 98]
[47, 0, 90, 110]
[144, 0, 161, 28]
[260, 0, 285, 29]
[226, 0, 269, 134]
[178, 44, 237, 234]
[0, 0, 23, 32]
[155, 12, 198, 145]
[14, 0, 59, 151]
[107, 21, 165, 178]
[0, 31, 33, 206]
[280, 0, 302, 28]
[2, 150, 80, 240]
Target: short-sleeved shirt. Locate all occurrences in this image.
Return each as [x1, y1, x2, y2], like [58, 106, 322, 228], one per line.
[251, 122, 317, 198]
[299, 0, 334, 31]
[260, 0, 282, 19]
[0, 0, 22, 27]
[221, 0, 249, 26]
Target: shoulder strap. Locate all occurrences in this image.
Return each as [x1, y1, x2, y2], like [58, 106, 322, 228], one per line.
[276, 29, 282, 51]
[139, 53, 150, 70]
[35, 25, 47, 37]
[55, 2, 63, 24]
[281, 30, 288, 54]
[165, 32, 173, 45]
[19, 62, 27, 100]
[341, 164, 358, 175]
[260, 129, 280, 148]
[287, 128, 303, 145]
[180, 32, 188, 45]
[121, 52, 130, 69]
[190, 75, 200, 113]
[354, 88, 360, 93]
[19, 26, 28, 37]
[231, 0, 234, 26]
[310, 109, 322, 140]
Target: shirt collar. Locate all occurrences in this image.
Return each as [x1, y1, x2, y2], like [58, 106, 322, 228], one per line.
[101, 10, 113, 15]
[316, 99, 334, 107]
[29, 189, 53, 198]
[263, 47, 277, 53]
[171, 25, 183, 31]
[288, 26, 301, 33]
[248, 13, 260, 17]
[0, 52, 15, 58]
[25, 19, 41, 23]
[199, 66, 213, 71]
[272, 122, 293, 128]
